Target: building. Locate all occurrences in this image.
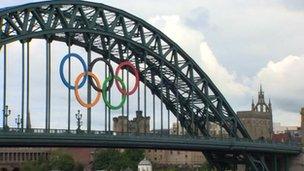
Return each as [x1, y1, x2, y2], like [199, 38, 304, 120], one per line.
[113, 114, 206, 168]
[146, 122, 206, 168]
[113, 110, 150, 133]
[300, 108, 304, 144]
[301, 108, 304, 131]
[272, 108, 304, 144]
[237, 86, 273, 140]
[0, 148, 51, 171]
[61, 148, 94, 171]
[138, 157, 152, 171]
[146, 149, 205, 168]
[273, 122, 299, 134]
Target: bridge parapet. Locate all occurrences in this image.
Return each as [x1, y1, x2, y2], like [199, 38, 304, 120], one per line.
[0, 128, 301, 155]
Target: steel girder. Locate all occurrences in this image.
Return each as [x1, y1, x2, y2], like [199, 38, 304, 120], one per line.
[0, 129, 301, 154]
[0, 1, 290, 169]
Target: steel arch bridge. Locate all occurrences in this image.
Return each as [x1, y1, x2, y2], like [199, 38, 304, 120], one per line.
[0, 1, 301, 170]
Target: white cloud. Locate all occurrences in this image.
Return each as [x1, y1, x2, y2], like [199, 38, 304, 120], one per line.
[255, 55, 304, 114]
[199, 42, 250, 99]
[148, 15, 203, 59]
[148, 15, 303, 126]
[149, 15, 251, 104]
[0, 1, 303, 128]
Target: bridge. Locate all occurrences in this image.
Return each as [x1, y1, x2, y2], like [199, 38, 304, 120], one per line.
[0, 1, 301, 170]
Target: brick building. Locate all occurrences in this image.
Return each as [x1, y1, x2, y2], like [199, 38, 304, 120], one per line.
[0, 148, 51, 171]
[113, 113, 206, 168]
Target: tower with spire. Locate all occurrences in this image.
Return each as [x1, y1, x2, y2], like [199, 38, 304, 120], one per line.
[251, 85, 272, 113]
[237, 85, 273, 140]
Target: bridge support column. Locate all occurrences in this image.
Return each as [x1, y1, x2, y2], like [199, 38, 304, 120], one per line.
[87, 49, 92, 133]
[45, 41, 51, 131]
[273, 155, 278, 171]
[2, 45, 7, 129]
[284, 156, 289, 171]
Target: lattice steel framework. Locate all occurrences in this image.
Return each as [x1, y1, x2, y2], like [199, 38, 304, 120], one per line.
[0, 1, 293, 170]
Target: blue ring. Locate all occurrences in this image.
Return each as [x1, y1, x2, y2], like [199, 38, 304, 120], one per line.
[59, 53, 87, 89]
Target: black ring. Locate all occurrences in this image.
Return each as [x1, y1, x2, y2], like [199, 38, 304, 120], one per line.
[88, 57, 114, 92]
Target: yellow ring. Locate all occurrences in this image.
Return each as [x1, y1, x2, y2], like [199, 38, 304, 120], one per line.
[74, 72, 101, 108]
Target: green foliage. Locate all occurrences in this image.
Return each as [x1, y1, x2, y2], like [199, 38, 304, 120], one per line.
[94, 149, 122, 170]
[123, 149, 144, 170]
[74, 162, 84, 171]
[49, 150, 75, 171]
[21, 150, 77, 171]
[21, 157, 48, 171]
[93, 149, 144, 171]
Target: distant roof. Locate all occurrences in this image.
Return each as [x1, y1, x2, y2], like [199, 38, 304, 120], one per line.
[138, 158, 152, 166]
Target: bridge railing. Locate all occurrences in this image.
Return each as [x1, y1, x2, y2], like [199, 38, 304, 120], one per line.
[0, 127, 301, 148]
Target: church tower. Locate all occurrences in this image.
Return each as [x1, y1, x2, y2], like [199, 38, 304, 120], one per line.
[252, 85, 271, 113]
[237, 85, 273, 139]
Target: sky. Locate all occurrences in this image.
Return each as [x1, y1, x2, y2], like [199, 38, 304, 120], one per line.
[0, 0, 304, 128]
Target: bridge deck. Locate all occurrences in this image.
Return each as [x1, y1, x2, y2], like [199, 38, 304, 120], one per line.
[0, 128, 301, 155]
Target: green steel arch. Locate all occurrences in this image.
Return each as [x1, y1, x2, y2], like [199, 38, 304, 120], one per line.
[0, 1, 296, 170]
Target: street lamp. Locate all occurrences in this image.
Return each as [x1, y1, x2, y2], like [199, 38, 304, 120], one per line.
[75, 110, 83, 133]
[15, 114, 21, 129]
[3, 105, 11, 130]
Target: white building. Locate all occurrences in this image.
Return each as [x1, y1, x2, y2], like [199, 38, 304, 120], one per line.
[138, 158, 152, 171]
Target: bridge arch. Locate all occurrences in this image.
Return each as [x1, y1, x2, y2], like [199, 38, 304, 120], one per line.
[0, 0, 249, 139]
[0, 1, 299, 170]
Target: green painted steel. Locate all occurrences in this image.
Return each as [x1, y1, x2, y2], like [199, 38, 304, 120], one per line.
[0, 128, 301, 155]
[0, 1, 301, 170]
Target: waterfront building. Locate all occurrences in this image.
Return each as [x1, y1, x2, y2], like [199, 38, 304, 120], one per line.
[237, 86, 273, 140]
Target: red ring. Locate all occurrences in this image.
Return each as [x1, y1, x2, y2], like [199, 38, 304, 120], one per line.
[115, 61, 139, 95]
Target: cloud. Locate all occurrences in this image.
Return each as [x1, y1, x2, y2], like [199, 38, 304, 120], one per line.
[148, 15, 251, 107]
[255, 55, 304, 113]
[278, 0, 304, 11]
[183, 7, 211, 31]
[148, 14, 303, 126]
[199, 42, 250, 99]
[148, 15, 203, 60]
[0, 1, 303, 128]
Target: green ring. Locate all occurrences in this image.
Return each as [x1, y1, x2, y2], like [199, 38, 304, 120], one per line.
[102, 75, 127, 110]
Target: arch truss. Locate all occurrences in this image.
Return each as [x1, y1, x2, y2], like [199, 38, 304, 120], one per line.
[0, 1, 299, 170]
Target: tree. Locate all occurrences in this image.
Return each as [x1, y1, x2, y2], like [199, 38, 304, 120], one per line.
[94, 149, 122, 170]
[49, 150, 75, 171]
[93, 149, 145, 171]
[21, 150, 77, 171]
[122, 149, 144, 170]
[21, 157, 48, 171]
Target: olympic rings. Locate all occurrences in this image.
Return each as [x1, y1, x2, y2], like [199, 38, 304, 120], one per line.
[88, 57, 114, 93]
[115, 61, 140, 95]
[59, 53, 140, 110]
[59, 53, 87, 89]
[102, 75, 127, 110]
[74, 72, 101, 108]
